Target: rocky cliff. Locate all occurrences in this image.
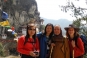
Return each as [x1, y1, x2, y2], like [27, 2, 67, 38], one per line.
[0, 0, 41, 32]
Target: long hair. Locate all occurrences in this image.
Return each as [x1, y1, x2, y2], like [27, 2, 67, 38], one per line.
[24, 23, 36, 45]
[66, 29, 80, 47]
[44, 23, 54, 40]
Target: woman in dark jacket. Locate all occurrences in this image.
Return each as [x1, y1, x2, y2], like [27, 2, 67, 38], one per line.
[64, 24, 84, 58]
[37, 23, 54, 58]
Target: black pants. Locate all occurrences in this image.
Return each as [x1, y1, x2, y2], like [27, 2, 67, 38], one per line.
[21, 54, 35, 58]
[46, 50, 50, 58]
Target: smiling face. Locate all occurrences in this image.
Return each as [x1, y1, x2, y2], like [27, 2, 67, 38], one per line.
[46, 25, 53, 36]
[28, 26, 36, 38]
[68, 27, 75, 37]
[54, 26, 61, 35]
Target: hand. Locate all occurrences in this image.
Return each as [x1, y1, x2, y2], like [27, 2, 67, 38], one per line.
[51, 43, 55, 47]
[71, 40, 75, 48]
[34, 51, 39, 57]
[36, 52, 39, 57]
[29, 51, 37, 57]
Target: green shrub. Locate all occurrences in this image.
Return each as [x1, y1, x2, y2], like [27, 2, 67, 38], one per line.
[0, 43, 4, 56]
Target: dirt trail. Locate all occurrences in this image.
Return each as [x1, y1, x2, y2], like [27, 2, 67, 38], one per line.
[0, 55, 20, 58]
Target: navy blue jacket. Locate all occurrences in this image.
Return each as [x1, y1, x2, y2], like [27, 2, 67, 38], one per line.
[37, 33, 47, 58]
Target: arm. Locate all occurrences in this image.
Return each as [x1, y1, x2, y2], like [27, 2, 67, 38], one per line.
[36, 32, 42, 38]
[17, 36, 30, 55]
[74, 38, 84, 57]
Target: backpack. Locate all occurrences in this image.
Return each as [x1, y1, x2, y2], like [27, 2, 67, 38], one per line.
[80, 35, 87, 45]
[80, 35, 87, 54]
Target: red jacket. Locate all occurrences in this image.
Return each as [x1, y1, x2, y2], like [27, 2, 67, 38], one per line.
[17, 35, 40, 55]
[68, 37, 84, 58]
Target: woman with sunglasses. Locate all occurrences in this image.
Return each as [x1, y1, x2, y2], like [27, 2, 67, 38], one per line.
[37, 23, 54, 58]
[17, 23, 40, 58]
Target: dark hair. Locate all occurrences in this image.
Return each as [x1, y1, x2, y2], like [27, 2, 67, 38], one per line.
[66, 29, 80, 47]
[24, 23, 36, 45]
[44, 23, 54, 40]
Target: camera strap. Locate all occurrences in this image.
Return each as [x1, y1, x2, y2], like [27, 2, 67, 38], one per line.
[32, 42, 36, 51]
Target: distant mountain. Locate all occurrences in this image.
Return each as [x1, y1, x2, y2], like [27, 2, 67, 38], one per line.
[42, 18, 73, 35]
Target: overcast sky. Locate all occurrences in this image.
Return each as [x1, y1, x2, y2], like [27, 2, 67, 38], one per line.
[36, 0, 87, 21]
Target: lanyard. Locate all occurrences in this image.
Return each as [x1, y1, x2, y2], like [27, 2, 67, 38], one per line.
[32, 42, 36, 51]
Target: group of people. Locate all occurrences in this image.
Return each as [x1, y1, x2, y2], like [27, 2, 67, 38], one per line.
[17, 23, 85, 58]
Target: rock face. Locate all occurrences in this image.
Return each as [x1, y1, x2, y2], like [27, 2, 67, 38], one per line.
[0, 0, 42, 56]
[0, 0, 41, 32]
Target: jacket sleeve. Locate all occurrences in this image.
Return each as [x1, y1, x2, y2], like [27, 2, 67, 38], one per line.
[36, 33, 42, 40]
[17, 36, 30, 55]
[74, 38, 84, 57]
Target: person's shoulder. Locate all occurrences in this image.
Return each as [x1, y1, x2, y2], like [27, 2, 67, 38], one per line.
[18, 35, 25, 40]
[17, 35, 25, 42]
[37, 32, 43, 35]
[20, 35, 25, 38]
[62, 36, 69, 41]
[77, 37, 83, 43]
[37, 32, 44, 36]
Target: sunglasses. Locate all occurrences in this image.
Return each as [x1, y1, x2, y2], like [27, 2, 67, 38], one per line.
[28, 28, 36, 31]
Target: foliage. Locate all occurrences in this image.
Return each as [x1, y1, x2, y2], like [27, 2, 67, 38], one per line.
[39, 25, 45, 32]
[0, 43, 4, 56]
[59, 0, 87, 38]
[60, 0, 87, 18]
[73, 17, 87, 38]
[0, 41, 18, 57]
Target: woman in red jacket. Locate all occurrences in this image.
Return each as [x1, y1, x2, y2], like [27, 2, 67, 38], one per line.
[64, 24, 84, 58]
[17, 23, 40, 58]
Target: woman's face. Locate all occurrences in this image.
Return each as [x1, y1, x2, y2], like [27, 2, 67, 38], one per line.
[54, 26, 60, 35]
[28, 26, 36, 37]
[68, 28, 75, 37]
[46, 25, 52, 35]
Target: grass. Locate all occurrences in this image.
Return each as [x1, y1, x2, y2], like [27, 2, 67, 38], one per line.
[0, 55, 20, 58]
[84, 53, 87, 58]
